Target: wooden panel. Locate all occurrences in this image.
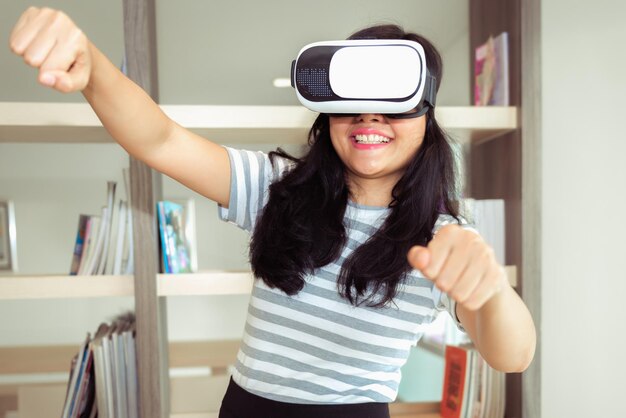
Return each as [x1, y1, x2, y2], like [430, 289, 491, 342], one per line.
[0, 340, 241, 375]
[122, 0, 168, 417]
[169, 340, 240, 370]
[0, 345, 75, 374]
[0, 394, 17, 418]
[389, 401, 440, 415]
[170, 375, 230, 414]
[520, 0, 542, 416]
[469, 1, 523, 417]
[17, 384, 66, 418]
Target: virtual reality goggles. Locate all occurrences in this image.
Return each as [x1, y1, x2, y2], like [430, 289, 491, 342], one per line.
[291, 39, 436, 118]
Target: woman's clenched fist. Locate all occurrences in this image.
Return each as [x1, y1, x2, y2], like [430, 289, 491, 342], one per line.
[9, 7, 92, 93]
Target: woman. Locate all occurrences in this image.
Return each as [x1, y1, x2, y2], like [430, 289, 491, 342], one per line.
[9, 8, 535, 418]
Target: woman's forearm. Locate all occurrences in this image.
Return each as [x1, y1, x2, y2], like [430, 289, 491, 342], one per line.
[82, 41, 175, 162]
[463, 281, 536, 372]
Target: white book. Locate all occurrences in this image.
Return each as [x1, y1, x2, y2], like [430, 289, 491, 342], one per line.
[123, 330, 139, 418]
[461, 199, 506, 265]
[77, 216, 100, 275]
[97, 181, 117, 275]
[61, 334, 89, 418]
[124, 206, 134, 275]
[102, 332, 116, 418]
[112, 201, 128, 275]
[83, 207, 109, 275]
[91, 342, 109, 418]
[112, 331, 128, 418]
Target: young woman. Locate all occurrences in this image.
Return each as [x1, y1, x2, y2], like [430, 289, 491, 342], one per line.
[9, 8, 536, 418]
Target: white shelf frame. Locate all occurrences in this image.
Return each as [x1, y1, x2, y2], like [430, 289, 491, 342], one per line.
[0, 267, 515, 300]
[0, 102, 517, 144]
[0, 271, 253, 300]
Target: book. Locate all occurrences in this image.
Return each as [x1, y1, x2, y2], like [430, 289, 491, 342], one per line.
[441, 345, 474, 418]
[111, 200, 128, 275]
[474, 32, 509, 106]
[157, 200, 193, 274]
[123, 327, 139, 418]
[96, 181, 117, 274]
[461, 199, 506, 265]
[69, 215, 90, 275]
[440, 344, 506, 418]
[91, 323, 111, 418]
[70, 176, 136, 275]
[64, 313, 139, 418]
[76, 216, 99, 275]
[83, 206, 109, 275]
[61, 333, 90, 418]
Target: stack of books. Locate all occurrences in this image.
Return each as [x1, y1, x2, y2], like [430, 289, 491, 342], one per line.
[61, 312, 138, 418]
[440, 345, 506, 418]
[461, 198, 506, 265]
[69, 171, 134, 276]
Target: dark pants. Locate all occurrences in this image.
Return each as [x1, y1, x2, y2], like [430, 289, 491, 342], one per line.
[219, 378, 391, 418]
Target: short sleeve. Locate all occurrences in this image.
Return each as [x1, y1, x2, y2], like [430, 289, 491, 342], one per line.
[432, 286, 465, 332]
[217, 147, 293, 232]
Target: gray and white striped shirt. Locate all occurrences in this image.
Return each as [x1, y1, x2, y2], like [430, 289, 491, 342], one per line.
[218, 147, 465, 404]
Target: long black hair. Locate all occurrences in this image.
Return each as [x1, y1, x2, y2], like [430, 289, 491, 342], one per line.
[250, 24, 461, 307]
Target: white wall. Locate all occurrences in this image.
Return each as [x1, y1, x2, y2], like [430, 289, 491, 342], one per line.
[541, 1, 626, 417]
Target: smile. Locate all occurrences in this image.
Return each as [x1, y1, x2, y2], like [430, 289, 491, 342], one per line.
[353, 134, 391, 144]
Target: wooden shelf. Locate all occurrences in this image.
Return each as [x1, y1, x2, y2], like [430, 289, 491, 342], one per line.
[0, 271, 253, 300]
[0, 267, 514, 300]
[0, 102, 517, 145]
[169, 402, 442, 418]
[0, 274, 134, 300]
[157, 271, 253, 296]
[0, 340, 241, 375]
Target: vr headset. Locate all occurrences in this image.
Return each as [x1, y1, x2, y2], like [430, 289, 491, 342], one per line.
[291, 39, 436, 118]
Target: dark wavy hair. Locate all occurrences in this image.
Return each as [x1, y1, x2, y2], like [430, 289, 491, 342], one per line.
[250, 24, 461, 307]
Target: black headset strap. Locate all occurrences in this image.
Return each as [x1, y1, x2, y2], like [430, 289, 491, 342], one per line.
[424, 72, 437, 108]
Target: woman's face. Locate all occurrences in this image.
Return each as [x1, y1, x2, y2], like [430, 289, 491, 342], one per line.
[329, 113, 427, 186]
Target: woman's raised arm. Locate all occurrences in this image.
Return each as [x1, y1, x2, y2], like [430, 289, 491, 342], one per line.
[9, 7, 232, 207]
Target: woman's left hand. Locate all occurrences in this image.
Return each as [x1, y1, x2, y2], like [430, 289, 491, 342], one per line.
[407, 224, 507, 311]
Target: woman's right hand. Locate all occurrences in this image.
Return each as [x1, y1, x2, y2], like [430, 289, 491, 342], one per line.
[9, 7, 92, 93]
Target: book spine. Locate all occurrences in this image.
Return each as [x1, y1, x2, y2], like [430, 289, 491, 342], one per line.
[70, 215, 90, 275]
[441, 345, 469, 418]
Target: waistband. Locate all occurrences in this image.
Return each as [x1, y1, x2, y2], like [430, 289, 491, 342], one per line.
[219, 377, 390, 418]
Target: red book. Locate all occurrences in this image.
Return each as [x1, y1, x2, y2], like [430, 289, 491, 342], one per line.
[441, 345, 471, 418]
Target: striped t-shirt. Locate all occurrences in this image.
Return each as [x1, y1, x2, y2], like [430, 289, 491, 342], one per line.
[218, 147, 466, 404]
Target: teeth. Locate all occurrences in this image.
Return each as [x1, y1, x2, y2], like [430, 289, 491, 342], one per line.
[354, 134, 390, 144]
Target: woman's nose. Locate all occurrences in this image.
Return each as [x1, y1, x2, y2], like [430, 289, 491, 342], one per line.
[357, 113, 384, 122]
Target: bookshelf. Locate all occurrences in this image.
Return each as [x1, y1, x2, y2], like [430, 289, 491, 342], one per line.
[0, 1, 530, 417]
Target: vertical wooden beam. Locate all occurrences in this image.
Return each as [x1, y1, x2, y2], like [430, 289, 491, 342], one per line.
[122, 1, 170, 417]
[468, 1, 523, 417]
[521, 0, 542, 416]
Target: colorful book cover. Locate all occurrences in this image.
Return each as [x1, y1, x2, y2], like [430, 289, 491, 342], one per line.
[441, 345, 470, 418]
[157, 201, 192, 274]
[475, 32, 509, 106]
[70, 214, 90, 275]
